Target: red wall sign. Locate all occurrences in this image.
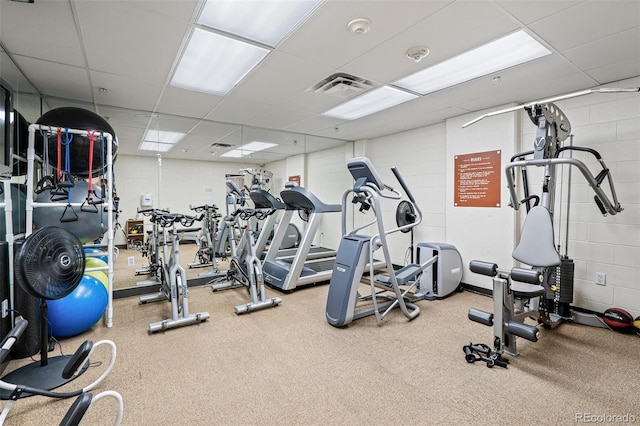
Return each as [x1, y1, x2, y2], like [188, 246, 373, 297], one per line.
[454, 150, 501, 207]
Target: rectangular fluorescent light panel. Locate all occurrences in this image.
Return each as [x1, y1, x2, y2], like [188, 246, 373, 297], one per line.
[393, 30, 551, 95]
[221, 141, 278, 158]
[198, 0, 324, 47]
[170, 28, 269, 96]
[139, 130, 185, 152]
[322, 86, 418, 120]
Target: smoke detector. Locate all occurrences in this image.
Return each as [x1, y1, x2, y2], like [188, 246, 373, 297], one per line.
[347, 18, 372, 35]
[406, 46, 430, 62]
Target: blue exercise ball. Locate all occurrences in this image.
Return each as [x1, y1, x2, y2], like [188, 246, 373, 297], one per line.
[47, 274, 108, 338]
[84, 247, 109, 264]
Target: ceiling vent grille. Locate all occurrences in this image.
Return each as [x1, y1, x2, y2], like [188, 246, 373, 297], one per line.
[210, 142, 234, 148]
[311, 73, 373, 98]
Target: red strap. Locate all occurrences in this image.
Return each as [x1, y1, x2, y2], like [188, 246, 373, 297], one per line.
[56, 127, 62, 181]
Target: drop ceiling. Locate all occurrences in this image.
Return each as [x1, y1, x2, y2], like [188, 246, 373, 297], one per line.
[1, 0, 638, 164]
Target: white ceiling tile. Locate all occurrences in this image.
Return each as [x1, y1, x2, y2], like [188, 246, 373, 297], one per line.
[75, 1, 193, 80]
[13, 56, 91, 101]
[342, 1, 521, 83]
[155, 85, 224, 119]
[562, 28, 640, 71]
[246, 105, 315, 130]
[529, 1, 640, 51]
[90, 71, 165, 112]
[0, 0, 84, 67]
[1, 0, 639, 163]
[278, 0, 450, 69]
[586, 58, 640, 85]
[495, 1, 580, 25]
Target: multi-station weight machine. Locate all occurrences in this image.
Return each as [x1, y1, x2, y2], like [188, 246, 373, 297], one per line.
[463, 86, 638, 367]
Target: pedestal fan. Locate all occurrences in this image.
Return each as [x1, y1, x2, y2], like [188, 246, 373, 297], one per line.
[2, 226, 87, 394]
[396, 200, 417, 263]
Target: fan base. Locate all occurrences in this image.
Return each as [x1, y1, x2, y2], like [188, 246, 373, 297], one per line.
[0, 355, 89, 399]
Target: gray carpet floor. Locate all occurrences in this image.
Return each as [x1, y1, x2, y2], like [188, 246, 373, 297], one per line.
[2, 247, 638, 425]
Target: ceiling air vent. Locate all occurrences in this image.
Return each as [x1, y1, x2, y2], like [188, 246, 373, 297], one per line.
[210, 143, 234, 148]
[311, 73, 373, 98]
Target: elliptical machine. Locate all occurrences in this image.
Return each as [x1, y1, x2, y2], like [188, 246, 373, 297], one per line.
[463, 87, 634, 363]
[325, 157, 462, 327]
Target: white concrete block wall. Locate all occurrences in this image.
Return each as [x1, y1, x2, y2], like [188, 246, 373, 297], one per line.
[305, 145, 353, 250]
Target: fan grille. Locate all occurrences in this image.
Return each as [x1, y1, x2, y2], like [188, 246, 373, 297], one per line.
[396, 201, 416, 233]
[16, 227, 86, 300]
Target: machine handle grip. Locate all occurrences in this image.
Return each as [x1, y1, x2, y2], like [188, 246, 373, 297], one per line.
[594, 195, 607, 215]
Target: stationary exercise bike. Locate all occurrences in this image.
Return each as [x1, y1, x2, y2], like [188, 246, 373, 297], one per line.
[134, 208, 168, 279]
[463, 87, 634, 364]
[188, 203, 221, 274]
[210, 208, 282, 314]
[139, 211, 210, 333]
[214, 181, 246, 259]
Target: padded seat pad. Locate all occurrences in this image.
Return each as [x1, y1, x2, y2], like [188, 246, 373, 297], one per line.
[512, 206, 561, 267]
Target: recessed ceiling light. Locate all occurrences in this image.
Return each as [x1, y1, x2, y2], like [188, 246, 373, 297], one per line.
[139, 130, 185, 152]
[221, 141, 278, 158]
[171, 28, 269, 96]
[393, 30, 551, 95]
[322, 86, 418, 120]
[198, 0, 324, 47]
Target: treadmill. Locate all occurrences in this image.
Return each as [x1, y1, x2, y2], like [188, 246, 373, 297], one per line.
[249, 188, 328, 261]
[249, 189, 299, 258]
[262, 182, 341, 291]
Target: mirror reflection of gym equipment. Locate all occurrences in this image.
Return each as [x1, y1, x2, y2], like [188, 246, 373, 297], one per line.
[463, 88, 634, 366]
[210, 208, 283, 314]
[138, 211, 210, 333]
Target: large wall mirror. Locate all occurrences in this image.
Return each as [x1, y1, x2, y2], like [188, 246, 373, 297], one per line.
[1, 46, 351, 295]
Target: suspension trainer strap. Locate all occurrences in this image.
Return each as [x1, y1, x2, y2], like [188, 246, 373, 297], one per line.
[87, 130, 95, 198]
[57, 127, 62, 181]
[59, 128, 78, 222]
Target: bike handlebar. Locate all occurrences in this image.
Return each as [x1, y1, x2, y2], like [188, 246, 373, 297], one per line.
[189, 204, 218, 213]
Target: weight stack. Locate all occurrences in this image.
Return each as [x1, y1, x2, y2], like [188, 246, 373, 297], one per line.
[11, 240, 41, 359]
[557, 257, 574, 317]
[544, 257, 574, 317]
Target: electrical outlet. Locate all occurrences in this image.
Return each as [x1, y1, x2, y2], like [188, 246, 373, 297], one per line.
[595, 272, 606, 286]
